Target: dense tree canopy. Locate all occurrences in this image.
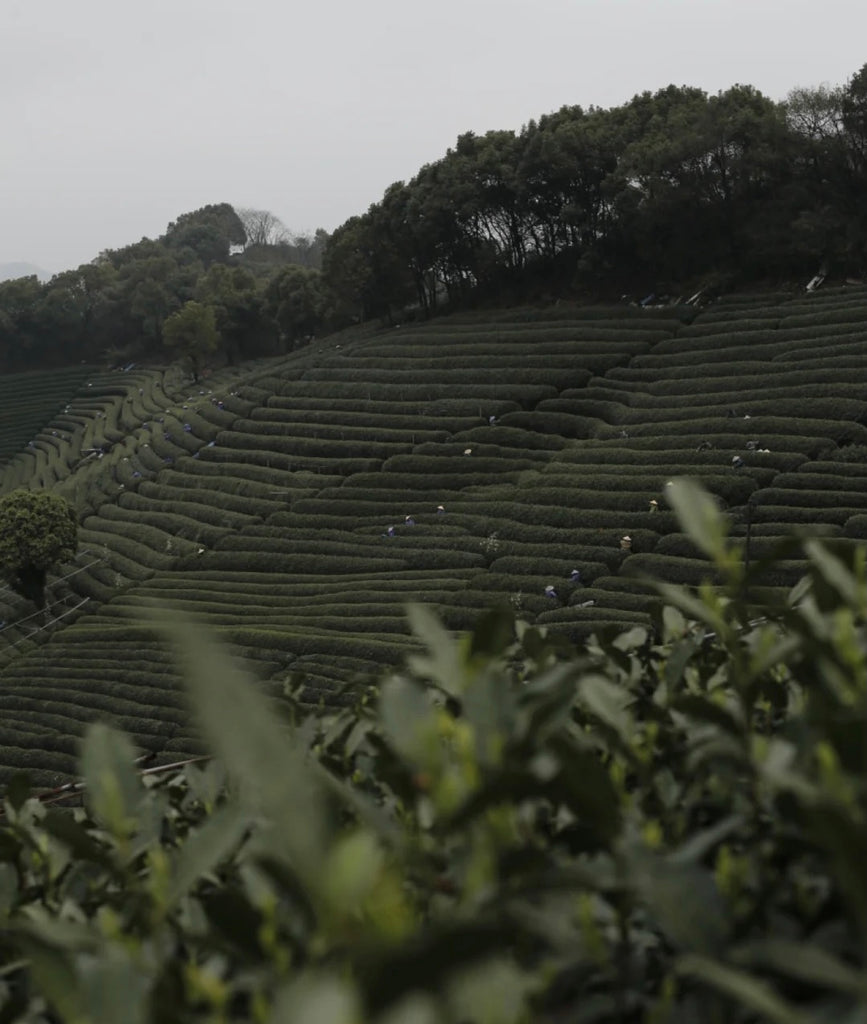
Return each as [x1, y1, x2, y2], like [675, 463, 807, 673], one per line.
[0, 64, 865, 372]
[0, 488, 78, 608]
[161, 300, 220, 381]
[194, 263, 273, 362]
[164, 203, 248, 265]
[264, 263, 325, 349]
[0, 205, 329, 373]
[318, 63, 867, 320]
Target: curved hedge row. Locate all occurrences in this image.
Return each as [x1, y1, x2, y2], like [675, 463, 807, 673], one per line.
[4, 288, 867, 776]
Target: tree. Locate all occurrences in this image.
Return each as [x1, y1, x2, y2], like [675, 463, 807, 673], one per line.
[284, 228, 330, 268]
[162, 301, 220, 381]
[0, 489, 77, 609]
[237, 208, 289, 248]
[113, 252, 198, 353]
[841, 62, 867, 165]
[195, 264, 273, 360]
[785, 82, 846, 142]
[838, 63, 867, 268]
[785, 66, 867, 272]
[518, 105, 621, 270]
[610, 84, 794, 282]
[38, 261, 120, 362]
[321, 216, 378, 322]
[165, 221, 231, 267]
[322, 207, 416, 324]
[264, 264, 324, 349]
[164, 204, 247, 265]
[0, 275, 44, 370]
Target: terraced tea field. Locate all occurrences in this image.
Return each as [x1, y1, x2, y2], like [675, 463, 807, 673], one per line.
[2, 284, 866, 783]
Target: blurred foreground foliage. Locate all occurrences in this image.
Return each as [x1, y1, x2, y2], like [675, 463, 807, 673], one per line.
[0, 481, 865, 1023]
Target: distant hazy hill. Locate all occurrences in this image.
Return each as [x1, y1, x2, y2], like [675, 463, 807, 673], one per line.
[0, 261, 50, 283]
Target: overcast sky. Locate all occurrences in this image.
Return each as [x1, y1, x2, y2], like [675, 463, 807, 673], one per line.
[2, 0, 864, 275]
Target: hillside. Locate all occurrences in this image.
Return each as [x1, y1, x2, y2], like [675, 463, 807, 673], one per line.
[1, 284, 867, 784]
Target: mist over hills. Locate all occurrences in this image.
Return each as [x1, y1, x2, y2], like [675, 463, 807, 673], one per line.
[0, 261, 50, 283]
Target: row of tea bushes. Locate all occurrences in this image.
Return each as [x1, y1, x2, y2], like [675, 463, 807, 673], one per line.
[0, 365, 94, 464]
[3, 287, 867, 778]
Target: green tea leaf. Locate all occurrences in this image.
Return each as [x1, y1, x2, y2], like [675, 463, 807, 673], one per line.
[11, 930, 90, 1024]
[0, 862, 17, 917]
[446, 956, 536, 1024]
[161, 615, 327, 888]
[662, 635, 703, 692]
[406, 602, 465, 697]
[42, 810, 115, 870]
[79, 723, 144, 845]
[664, 478, 730, 564]
[3, 773, 31, 812]
[79, 948, 150, 1024]
[184, 759, 226, 812]
[469, 604, 515, 658]
[358, 922, 509, 1014]
[201, 887, 264, 958]
[803, 804, 867, 930]
[269, 972, 360, 1024]
[669, 814, 745, 867]
[547, 735, 622, 843]
[378, 676, 435, 765]
[577, 673, 634, 745]
[462, 669, 517, 767]
[662, 604, 687, 640]
[676, 954, 811, 1024]
[313, 761, 403, 849]
[673, 695, 745, 737]
[629, 852, 730, 955]
[168, 800, 248, 908]
[128, 790, 169, 862]
[653, 582, 728, 637]
[322, 829, 384, 916]
[804, 539, 860, 608]
[732, 940, 867, 997]
[745, 632, 801, 681]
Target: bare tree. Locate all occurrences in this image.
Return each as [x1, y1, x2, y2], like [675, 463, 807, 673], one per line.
[237, 208, 290, 247]
[785, 84, 845, 141]
[285, 228, 330, 269]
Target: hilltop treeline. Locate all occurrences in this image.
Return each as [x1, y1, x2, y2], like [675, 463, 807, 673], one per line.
[0, 204, 329, 374]
[1, 65, 865, 373]
[324, 65, 867, 319]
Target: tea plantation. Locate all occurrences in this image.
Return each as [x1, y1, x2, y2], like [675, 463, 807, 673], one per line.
[1, 284, 867, 784]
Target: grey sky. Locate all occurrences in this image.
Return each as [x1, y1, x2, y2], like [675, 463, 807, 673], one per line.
[2, 0, 864, 275]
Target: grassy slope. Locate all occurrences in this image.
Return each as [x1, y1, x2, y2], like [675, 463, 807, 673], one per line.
[1, 285, 866, 784]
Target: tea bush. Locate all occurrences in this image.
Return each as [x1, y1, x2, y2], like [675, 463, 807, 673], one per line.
[3, 479, 863, 1021]
[844, 515, 867, 539]
[752, 504, 867, 527]
[279, 380, 561, 405]
[74, 531, 155, 581]
[760, 483, 867, 508]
